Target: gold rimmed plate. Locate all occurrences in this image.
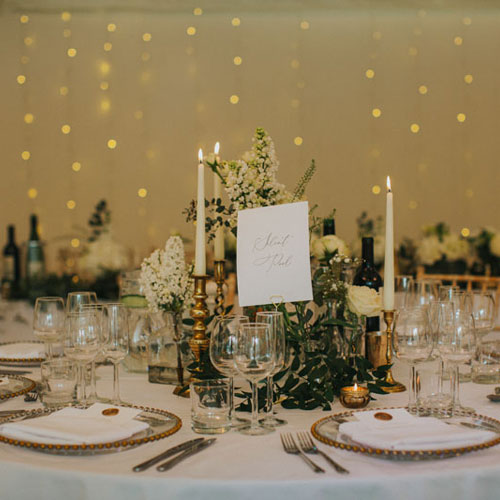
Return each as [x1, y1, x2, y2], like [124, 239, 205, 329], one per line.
[0, 403, 182, 455]
[311, 406, 500, 461]
[0, 341, 45, 366]
[0, 374, 36, 402]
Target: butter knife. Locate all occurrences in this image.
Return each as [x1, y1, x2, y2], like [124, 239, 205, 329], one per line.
[156, 438, 216, 472]
[133, 438, 205, 472]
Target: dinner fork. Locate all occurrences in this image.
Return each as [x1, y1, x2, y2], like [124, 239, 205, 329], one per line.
[297, 432, 349, 474]
[280, 433, 325, 473]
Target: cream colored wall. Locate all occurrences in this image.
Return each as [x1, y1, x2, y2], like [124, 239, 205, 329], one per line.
[0, 3, 498, 272]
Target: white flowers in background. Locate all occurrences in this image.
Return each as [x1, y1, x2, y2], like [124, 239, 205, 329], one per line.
[311, 234, 350, 261]
[442, 233, 470, 261]
[416, 235, 443, 265]
[217, 128, 294, 227]
[490, 232, 500, 257]
[80, 231, 129, 277]
[347, 285, 382, 318]
[140, 236, 193, 313]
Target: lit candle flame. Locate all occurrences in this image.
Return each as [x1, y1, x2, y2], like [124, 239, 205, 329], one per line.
[214, 142, 220, 155]
[353, 383, 358, 391]
[386, 176, 392, 192]
[198, 148, 203, 163]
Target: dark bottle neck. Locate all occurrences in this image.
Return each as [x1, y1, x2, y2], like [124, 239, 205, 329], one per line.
[7, 225, 15, 244]
[29, 215, 40, 241]
[323, 218, 335, 236]
[361, 237, 375, 268]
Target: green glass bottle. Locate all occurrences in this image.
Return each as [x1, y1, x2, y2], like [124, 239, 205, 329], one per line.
[26, 214, 45, 280]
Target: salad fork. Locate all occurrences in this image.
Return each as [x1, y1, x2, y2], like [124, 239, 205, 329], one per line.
[297, 432, 349, 474]
[280, 433, 324, 473]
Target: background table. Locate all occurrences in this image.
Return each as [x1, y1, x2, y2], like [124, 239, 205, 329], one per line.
[1, 303, 500, 500]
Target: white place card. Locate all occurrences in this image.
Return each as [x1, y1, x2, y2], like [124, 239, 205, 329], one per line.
[236, 201, 313, 307]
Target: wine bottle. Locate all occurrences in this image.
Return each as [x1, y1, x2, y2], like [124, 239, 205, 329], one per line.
[323, 218, 336, 236]
[26, 214, 45, 280]
[353, 237, 382, 332]
[2, 225, 20, 297]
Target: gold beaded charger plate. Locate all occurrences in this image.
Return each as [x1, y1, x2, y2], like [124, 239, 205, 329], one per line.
[0, 341, 45, 366]
[0, 374, 36, 402]
[311, 406, 500, 461]
[0, 403, 182, 455]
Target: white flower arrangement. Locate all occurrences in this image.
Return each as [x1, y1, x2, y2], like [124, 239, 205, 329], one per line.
[80, 231, 129, 277]
[311, 235, 350, 261]
[441, 233, 470, 261]
[416, 235, 443, 265]
[347, 285, 382, 318]
[139, 236, 193, 313]
[490, 232, 500, 258]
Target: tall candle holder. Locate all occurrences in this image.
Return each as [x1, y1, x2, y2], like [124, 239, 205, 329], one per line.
[382, 310, 406, 393]
[214, 260, 226, 316]
[189, 275, 210, 372]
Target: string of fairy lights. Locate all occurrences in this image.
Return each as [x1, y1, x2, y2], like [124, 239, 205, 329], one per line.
[12, 4, 487, 266]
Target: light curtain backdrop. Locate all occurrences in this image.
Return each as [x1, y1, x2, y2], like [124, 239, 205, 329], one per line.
[0, 0, 498, 271]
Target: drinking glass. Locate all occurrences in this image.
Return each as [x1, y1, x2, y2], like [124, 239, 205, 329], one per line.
[393, 306, 433, 414]
[438, 285, 460, 302]
[64, 310, 101, 405]
[233, 322, 276, 436]
[102, 303, 129, 405]
[33, 297, 65, 359]
[469, 290, 495, 337]
[437, 303, 476, 415]
[66, 291, 97, 312]
[395, 275, 414, 310]
[209, 314, 249, 425]
[255, 311, 288, 427]
[40, 359, 77, 407]
[412, 280, 439, 307]
[190, 379, 231, 434]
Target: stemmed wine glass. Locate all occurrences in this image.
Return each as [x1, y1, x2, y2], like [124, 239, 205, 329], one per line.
[64, 309, 101, 406]
[209, 314, 249, 425]
[66, 291, 97, 313]
[233, 322, 276, 436]
[469, 290, 495, 337]
[33, 297, 65, 359]
[393, 306, 434, 414]
[102, 303, 129, 405]
[436, 301, 476, 415]
[395, 275, 414, 310]
[255, 311, 288, 427]
[412, 280, 439, 307]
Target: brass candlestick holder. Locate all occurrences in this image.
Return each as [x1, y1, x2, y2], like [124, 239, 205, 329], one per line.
[189, 275, 210, 372]
[382, 310, 406, 393]
[214, 260, 226, 316]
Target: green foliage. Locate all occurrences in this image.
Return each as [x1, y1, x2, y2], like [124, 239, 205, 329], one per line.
[88, 200, 111, 242]
[292, 159, 317, 201]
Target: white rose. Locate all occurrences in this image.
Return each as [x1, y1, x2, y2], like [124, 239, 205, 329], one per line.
[442, 233, 469, 261]
[347, 285, 382, 317]
[416, 236, 443, 265]
[322, 235, 350, 257]
[311, 238, 325, 260]
[490, 233, 500, 258]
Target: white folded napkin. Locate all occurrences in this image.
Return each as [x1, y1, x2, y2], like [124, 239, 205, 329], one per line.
[0, 377, 9, 386]
[338, 409, 497, 451]
[0, 403, 149, 444]
[0, 342, 45, 360]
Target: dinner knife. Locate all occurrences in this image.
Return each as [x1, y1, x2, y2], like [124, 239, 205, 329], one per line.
[0, 369, 32, 376]
[156, 438, 216, 472]
[133, 438, 205, 472]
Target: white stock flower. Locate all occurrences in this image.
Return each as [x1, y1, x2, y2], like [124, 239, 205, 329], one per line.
[311, 238, 325, 260]
[311, 235, 350, 260]
[416, 236, 443, 265]
[442, 233, 469, 261]
[347, 285, 382, 317]
[490, 232, 500, 257]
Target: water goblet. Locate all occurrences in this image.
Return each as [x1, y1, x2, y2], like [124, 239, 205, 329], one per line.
[233, 322, 276, 436]
[395, 275, 414, 310]
[66, 291, 97, 313]
[255, 311, 288, 427]
[209, 314, 249, 425]
[33, 297, 65, 359]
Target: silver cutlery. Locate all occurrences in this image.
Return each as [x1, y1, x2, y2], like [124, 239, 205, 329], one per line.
[297, 432, 349, 474]
[0, 370, 32, 376]
[24, 391, 39, 402]
[133, 438, 205, 472]
[156, 438, 216, 472]
[280, 433, 325, 473]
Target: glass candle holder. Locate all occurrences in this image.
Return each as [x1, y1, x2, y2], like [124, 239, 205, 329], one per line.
[339, 384, 370, 409]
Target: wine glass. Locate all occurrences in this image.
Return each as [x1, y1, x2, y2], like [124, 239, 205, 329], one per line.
[394, 306, 434, 414]
[209, 314, 249, 425]
[33, 297, 65, 359]
[469, 290, 495, 337]
[412, 280, 439, 307]
[233, 322, 276, 436]
[395, 275, 414, 310]
[437, 302, 476, 415]
[66, 291, 97, 313]
[438, 285, 460, 302]
[64, 310, 101, 405]
[102, 304, 129, 405]
[255, 311, 288, 427]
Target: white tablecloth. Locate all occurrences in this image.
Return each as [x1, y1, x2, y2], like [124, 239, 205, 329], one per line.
[1, 303, 500, 500]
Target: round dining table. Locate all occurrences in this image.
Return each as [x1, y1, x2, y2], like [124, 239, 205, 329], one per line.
[1, 301, 500, 500]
